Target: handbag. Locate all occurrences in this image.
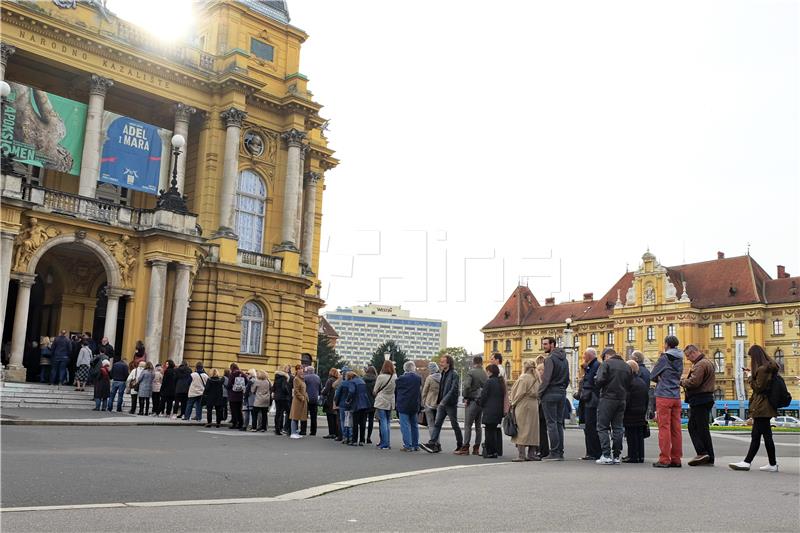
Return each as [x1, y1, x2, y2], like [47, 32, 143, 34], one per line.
[418, 410, 427, 426]
[644, 424, 651, 439]
[503, 407, 518, 437]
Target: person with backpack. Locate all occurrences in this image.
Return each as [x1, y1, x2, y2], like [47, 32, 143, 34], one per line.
[227, 363, 246, 430]
[242, 369, 257, 431]
[729, 345, 783, 472]
[681, 345, 716, 466]
[184, 362, 208, 421]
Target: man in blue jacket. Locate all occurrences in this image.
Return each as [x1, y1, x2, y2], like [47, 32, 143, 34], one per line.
[651, 335, 685, 468]
[50, 330, 72, 386]
[578, 348, 601, 460]
[421, 355, 462, 453]
[395, 361, 423, 451]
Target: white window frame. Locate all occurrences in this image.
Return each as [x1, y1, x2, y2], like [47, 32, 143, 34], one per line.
[713, 350, 725, 373]
[646, 326, 655, 342]
[773, 319, 784, 335]
[240, 301, 264, 354]
[712, 323, 723, 339]
[626, 328, 635, 342]
[235, 170, 267, 253]
[735, 321, 746, 337]
[667, 324, 676, 337]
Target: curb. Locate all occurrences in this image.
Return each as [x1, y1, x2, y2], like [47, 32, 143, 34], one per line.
[0, 419, 206, 427]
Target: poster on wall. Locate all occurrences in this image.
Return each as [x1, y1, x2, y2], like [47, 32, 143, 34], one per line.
[0, 81, 87, 175]
[99, 112, 172, 195]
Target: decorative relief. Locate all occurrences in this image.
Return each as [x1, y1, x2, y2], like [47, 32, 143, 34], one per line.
[625, 285, 635, 306]
[99, 233, 139, 287]
[189, 249, 207, 296]
[241, 128, 277, 162]
[644, 283, 656, 304]
[13, 218, 61, 272]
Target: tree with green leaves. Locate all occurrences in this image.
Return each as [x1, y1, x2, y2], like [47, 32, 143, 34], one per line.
[316, 333, 343, 381]
[371, 340, 409, 375]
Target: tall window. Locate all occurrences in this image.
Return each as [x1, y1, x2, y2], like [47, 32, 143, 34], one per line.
[240, 301, 264, 354]
[735, 321, 746, 337]
[235, 170, 267, 252]
[505, 339, 512, 352]
[775, 349, 785, 373]
[712, 323, 723, 339]
[250, 37, 275, 61]
[627, 328, 635, 342]
[492, 340, 498, 352]
[773, 319, 784, 335]
[590, 333, 598, 347]
[667, 324, 676, 337]
[646, 326, 655, 342]
[525, 338, 532, 351]
[713, 350, 725, 373]
[607, 332, 615, 346]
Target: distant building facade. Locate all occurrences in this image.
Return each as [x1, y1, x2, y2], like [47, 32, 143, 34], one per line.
[324, 305, 447, 366]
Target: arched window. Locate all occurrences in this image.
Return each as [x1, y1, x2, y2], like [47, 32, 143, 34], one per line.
[505, 340, 512, 352]
[713, 350, 725, 374]
[235, 170, 267, 252]
[240, 301, 264, 354]
[525, 338, 532, 351]
[775, 349, 785, 373]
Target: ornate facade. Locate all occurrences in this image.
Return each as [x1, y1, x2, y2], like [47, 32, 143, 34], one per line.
[1, 0, 337, 380]
[482, 251, 800, 401]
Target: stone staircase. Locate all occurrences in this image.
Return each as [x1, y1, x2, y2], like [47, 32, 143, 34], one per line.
[0, 381, 95, 409]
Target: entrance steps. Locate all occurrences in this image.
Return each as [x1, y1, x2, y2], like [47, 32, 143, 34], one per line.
[0, 381, 95, 409]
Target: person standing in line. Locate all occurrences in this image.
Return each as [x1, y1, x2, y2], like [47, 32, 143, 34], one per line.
[302, 366, 322, 436]
[509, 359, 541, 461]
[74, 338, 92, 392]
[594, 348, 633, 465]
[651, 335, 685, 468]
[93, 360, 111, 411]
[184, 362, 208, 421]
[421, 362, 441, 443]
[173, 361, 192, 419]
[38, 336, 52, 384]
[490, 352, 505, 378]
[479, 364, 506, 459]
[729, 345, 781, 472]
[160, 360, 176, 417]
[273, 367, 291, 435]
[622, 360, 649, 463]
[126, 361, 144, 414]
[535, 360, 550, 459]
[107, 358, 129, 412]
[681, 344, 716, 466]
[321, 368, 340, 439]
[421, 355, 462, 454]
[49, 331, 71, 386]
[350, 371, 371, 446]
[630, 350, 654, 421]
[577, 348, 601, 460]
[283, 365, 294, 435]
[289, 364, 308, 439]
[129, 340, 146, 371]
[373, 361, 397, 450]
[227, 363, 246, 430]
[459, 356, 488, 456]
[136, 362, 155, 416]
[202, 368, 225, 428]
[242, 369, 257, 431]
[151, 364, 163, 417]
[395, 361, 422, 452]
[538, 337, 570, 461]
[363, 366, 377, 444]
[335, 369, 355, 444]
[222, 369, 230, 422]
[251, 370, 272, 432]
[98, 336, 116, 363]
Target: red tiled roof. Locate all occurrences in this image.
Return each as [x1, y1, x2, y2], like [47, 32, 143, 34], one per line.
[319, 316, 339, 338]
[765, 277, 800, 304]
[582, 272, 634, 320]
[667, 255, 771, 309]
[482, 286, 540, 329]
[526, 300, 596, 325]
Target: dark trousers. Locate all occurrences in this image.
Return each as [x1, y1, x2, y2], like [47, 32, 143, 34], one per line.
[430, 404, 463, 448]
[541, 396, 565, 457]
[206, 405, 223, 425]
[688, 401, 715, 461]
[583, 404, 601, 458]
[483, 424, 502, 457]
[300, 403, 318, 435]
[174, 393, 188, 417]
[538, 403, 550, 457]
[274, 400, 289, 434]
[326, 412, 339, 437]
[366, 408, 375, 441]
[253, 406, 269, 431]
[229, 401, 244, 428]
[624, 424, 646, 461]
[162, 396, 175, 417]
[597, 398, 625, 458]
[284, 399, 292, 433]
[129, 394, 138, 414]
[151, 392, 161, 415]
[745, 417, 777, 465]
[353, 409, 368, 443]
[137, 397, 151, 415]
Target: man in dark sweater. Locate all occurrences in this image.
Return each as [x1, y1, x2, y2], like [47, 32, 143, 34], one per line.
[538, 337, 570, 460]
[108, 358, 130, 412]
[681, 344, 716, 466]
[578, 348, 601, 460]
[594, 348, 633, 464]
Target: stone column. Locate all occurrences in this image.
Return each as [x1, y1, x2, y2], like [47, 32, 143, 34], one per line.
[300, 172, 320, 269]
[294, 145, 308, 252]
[7, 274, 36, 378]
[168, 263, 191, 364]
[143, 259, 168, 362]
[276, 129, 306, 250]
[78, 74, 114, 198]
[0, 43, 16, 81]
[216, 107, 247, 236]
[103, 288, 124, 346]
[0, 231, 15, 343]
[172, 103, 196, 193]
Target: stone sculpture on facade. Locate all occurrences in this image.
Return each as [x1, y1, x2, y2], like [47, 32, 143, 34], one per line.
[13, 218, 61, 272]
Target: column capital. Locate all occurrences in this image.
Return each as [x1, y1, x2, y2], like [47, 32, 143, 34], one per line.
[13, 273, 36, 288]
[303, 171, 320, 186]
[175, 262, 193, 272]
[281, 128, 307, 147]
[174, 103, 197, 124]
[89, 74, 114, 97]
[1, 43, 16, 65]
[148, 258, 170, 268]
[106, 287, 127, 299]
[220, 107, 247, 128]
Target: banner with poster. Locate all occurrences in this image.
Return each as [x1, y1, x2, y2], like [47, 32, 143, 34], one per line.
[734, 339, 747, 402]
[99, 112, 172, 196]
[0, 81, 87, 175]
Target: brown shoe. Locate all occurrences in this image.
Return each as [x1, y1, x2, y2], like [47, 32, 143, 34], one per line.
[472, 445, 480, 456]
[688, 455, 710, 466]
[453, 446, 469, 455]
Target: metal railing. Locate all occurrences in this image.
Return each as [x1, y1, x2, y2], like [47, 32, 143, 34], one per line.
[237, 249, 283, 272]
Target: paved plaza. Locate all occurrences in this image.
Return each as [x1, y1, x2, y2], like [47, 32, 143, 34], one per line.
[1, 423, 798, 532]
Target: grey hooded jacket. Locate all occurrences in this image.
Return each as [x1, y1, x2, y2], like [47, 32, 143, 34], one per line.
[651, 348, 684, 399]
[539, 348, 570, 398]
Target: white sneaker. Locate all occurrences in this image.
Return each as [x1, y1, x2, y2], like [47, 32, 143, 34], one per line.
[728, 461, 751, 471]
[289, 434, 303, 439]
[759, 464, 778, 472]
[596, 455, 614, 465]
[613, 457, 621, 465]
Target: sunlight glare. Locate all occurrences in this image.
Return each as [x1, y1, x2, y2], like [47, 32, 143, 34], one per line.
[106, 0, 195, 43]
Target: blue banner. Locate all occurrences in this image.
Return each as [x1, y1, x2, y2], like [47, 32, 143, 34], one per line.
[99, 113, 171, 195]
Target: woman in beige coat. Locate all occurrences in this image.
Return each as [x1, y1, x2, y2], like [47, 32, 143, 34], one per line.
[289, 365, 308, 439]
[509, 359, 541, 461]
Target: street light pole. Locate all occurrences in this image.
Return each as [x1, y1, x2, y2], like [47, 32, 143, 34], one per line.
[563, 317, 577, 422]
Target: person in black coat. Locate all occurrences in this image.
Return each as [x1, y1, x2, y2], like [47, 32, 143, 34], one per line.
[173, 362, 192, 418]
[202, 369, 226, 427]
[479, 364, 506, 459]
[577, 349, 601, 460]
[623, 360, 650, 463]
[273, 369, 291, 436]
[160, 360, 177, 416]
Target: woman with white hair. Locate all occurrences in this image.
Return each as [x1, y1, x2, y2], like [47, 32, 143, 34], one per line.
[373, 360, 397, 449]
[395, 360, 423, 451]
[509, 359, 541, 461]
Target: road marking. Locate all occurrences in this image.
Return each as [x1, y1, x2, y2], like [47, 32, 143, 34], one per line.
[0, 463, 506, 513]
[197, 430, 264, 437]
[712, 433, 800, 447]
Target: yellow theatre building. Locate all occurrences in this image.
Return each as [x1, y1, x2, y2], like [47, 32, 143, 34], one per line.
[0, 0, 337, 381]
[482, 250, 800, 406]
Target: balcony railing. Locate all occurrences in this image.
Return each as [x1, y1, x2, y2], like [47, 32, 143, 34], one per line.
[237, 249, 283, 272]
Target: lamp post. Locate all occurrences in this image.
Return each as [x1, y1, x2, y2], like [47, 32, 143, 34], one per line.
[155, 133, 188, 213]
[0, 80, 17, 176]
[563, 317, 578, 421]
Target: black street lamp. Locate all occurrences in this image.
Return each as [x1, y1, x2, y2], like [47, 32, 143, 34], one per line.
[156, 133, 189, 213]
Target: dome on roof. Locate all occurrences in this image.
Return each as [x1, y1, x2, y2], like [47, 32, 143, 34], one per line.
[642, 249, 656, 262]
[237, 0, 290, 23]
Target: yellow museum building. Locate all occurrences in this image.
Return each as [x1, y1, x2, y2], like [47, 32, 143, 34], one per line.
[482, 250, 800, 401]
[0, 0, 337, 380]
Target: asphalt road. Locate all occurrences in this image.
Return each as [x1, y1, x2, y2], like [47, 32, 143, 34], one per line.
[2, 425, 799, 532]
